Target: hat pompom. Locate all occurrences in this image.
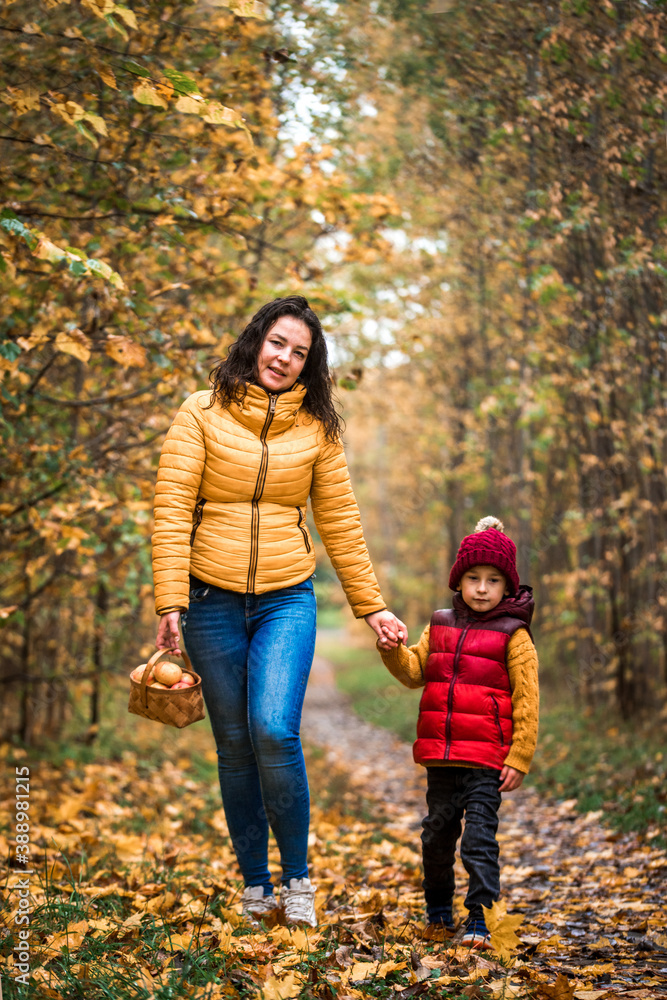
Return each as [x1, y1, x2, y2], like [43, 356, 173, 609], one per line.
[449, 515, 519, 593]
[474, 515, 504, 534]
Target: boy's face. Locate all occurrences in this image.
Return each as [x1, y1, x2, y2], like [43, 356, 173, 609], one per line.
[458, 564, 509, 612]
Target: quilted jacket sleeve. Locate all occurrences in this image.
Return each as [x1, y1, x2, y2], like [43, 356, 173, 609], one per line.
[310, 434, 385, 619]
[152, 394, 206, 614]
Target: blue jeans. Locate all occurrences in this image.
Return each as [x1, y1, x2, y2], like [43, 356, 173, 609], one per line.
[422, 766, 502, 922]
[182, 575, 316, 893]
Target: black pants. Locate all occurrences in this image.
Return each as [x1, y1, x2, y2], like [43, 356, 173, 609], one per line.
[422, 766, 502, 921]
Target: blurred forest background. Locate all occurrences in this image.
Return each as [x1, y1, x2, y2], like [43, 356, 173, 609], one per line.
[1, 0, 666, 745]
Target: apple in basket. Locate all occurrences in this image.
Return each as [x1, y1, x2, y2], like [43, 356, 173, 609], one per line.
[130, 663, 154, 684]
[153, 661, 183, 687]
[130, 661, 195, 690]
[171, 674, 196, 690]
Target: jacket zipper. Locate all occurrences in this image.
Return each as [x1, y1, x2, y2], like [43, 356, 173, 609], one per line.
[246, 393, 277, 593]
[491, 695, 505, 746]
[444, 621, 473, 760]
[296, 506, 311, 553]
[190, 497, 208, 546]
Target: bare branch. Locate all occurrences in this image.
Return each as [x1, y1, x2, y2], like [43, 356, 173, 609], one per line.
[35, 378, 164, 408]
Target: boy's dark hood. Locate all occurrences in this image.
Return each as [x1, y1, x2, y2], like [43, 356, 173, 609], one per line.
[452, 584, 534, 639]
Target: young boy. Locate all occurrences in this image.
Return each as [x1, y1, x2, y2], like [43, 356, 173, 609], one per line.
[377, 516, 539, 948]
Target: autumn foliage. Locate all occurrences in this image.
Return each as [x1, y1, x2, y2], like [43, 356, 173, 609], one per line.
[308, 0, 667, 718]
[1, 725, 665, 998]
[2, 4, 666, 998]
[0, 0, 398, 741]
[1, 0, 666, 742]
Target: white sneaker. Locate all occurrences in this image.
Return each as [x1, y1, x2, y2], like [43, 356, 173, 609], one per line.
[240, 885, 278, 923]
[281, 877, 317, 927]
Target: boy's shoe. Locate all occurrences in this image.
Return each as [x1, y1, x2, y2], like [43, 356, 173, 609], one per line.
[280, 877, 317, 927]
[461, 917, 492, 949]
[241, 885, 278, 923]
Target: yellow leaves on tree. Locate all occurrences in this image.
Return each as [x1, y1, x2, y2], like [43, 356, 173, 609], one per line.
[208, 0, 268, 19]
[51, 101, 109, 147]
[95, 62, 118, 89]
[0, 85, 40, 115]
[80, 0, 138, 31]
[55, 329, 92, 363]
[28, 233, 125, 289]
[81, 0, 116, 16]
[132, 80, 170, 110]
[113, 4, 138, 29]
[104, 336, 147, 368]
[230, 0, 268, 18]
[317, 0, 667, 721]
[0, 0, 423, 751]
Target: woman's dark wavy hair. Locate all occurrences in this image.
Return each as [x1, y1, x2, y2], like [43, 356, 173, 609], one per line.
[209, 296, 343, 442]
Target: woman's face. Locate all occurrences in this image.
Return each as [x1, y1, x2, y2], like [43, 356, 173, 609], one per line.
[256, 316, 312, 392]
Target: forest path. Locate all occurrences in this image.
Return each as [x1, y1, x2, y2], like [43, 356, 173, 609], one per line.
[302, 644, 667, 995]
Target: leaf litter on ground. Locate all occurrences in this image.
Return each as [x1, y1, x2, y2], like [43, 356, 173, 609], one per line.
[0, 663, 666, 999]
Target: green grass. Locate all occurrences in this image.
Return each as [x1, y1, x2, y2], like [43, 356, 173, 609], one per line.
[316, 635, 667, 841]
[0, 866, 264, 999]
[316, 637, 422, 743]
[530, 705, 666, 839]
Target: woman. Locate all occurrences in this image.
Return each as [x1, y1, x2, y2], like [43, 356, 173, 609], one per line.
[153, 295, 406, 926]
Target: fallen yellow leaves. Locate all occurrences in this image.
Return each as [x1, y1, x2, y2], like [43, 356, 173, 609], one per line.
[0, 737, 665, 999]
[537, 974, 577, 1000]
[483, 899, 524, 958]
[486, 979, 526, 999]
[42, 921, 89, 958]
[261, 971, 305, 999]
[341, 958, 408, 983]
[143, 890, 177, 914]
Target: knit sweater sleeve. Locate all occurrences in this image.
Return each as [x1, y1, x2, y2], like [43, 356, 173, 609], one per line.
[377, 625, 430, 689]
[504, 627, 539, 774]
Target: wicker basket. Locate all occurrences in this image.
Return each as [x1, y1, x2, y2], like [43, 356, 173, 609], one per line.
[128, 648, 205, 729]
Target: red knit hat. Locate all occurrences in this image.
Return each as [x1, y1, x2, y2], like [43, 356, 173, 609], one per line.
[449, 516, 520, 595]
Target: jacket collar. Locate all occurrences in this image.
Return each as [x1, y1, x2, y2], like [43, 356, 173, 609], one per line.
[227, 382, 308, 436]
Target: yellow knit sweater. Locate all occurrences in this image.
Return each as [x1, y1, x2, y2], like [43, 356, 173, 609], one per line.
[378, 624, 539, 774]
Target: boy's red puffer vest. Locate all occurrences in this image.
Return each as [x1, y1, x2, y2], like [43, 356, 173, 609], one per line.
[414, 588, 534, 770]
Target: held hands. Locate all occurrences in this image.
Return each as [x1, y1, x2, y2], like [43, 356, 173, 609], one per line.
[159, 608, 408, 655]
[156, 611, 182, 656]
[364, 610, 408, 649]
[499, 765, 524, 793]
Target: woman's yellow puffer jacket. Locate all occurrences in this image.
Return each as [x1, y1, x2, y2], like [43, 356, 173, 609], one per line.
[153, 383, 386, 618]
